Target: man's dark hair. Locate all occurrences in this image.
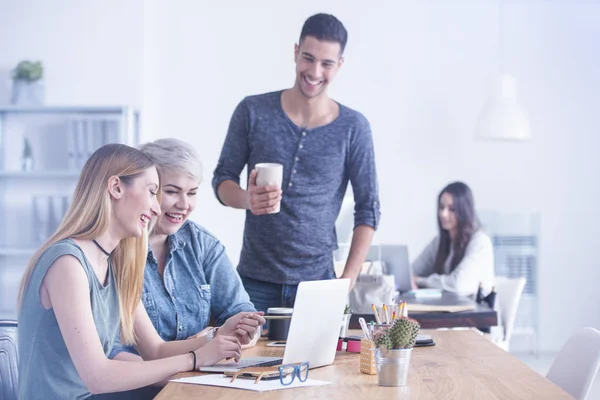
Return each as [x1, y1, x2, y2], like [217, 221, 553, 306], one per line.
[299, 13, 348, 55]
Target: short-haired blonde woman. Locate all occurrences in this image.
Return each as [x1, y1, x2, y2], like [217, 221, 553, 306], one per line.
[111, 139, 265, 363]
[18, 144, 242, 400]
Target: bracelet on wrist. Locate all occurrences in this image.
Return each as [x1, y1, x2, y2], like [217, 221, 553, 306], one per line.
[188, 351, 196, 371]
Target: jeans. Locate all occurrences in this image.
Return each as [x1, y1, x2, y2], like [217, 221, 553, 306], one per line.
[240, 275, 299, 313]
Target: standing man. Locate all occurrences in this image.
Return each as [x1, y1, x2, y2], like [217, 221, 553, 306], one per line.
[212, 13, 380, 312]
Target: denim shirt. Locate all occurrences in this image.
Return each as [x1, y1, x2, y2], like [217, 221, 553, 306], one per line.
[111, 221, 255, 356]
[212, 90, 381, 284]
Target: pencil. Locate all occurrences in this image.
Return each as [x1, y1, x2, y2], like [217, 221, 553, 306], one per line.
[371, 304, 381, 324]
[382, 304, 389, 324]
[262, 315, 292, 320]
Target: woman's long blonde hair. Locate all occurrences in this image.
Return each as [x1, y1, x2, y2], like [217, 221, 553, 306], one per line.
[17, 143, 159, 345]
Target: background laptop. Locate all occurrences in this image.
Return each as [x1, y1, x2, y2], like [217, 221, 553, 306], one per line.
[365, 244, 413, 293]
[199, 278, 350, 373]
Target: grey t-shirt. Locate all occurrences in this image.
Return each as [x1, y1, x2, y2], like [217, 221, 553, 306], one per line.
[213, 90, 381, 284]
[18, 239, 120, 400]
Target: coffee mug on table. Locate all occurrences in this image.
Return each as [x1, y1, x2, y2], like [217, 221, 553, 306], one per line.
[255, 163, 283, 214]
[267, 307, 293, 341]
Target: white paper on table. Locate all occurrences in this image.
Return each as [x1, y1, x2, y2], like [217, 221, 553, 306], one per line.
[170, 374, 331, 392]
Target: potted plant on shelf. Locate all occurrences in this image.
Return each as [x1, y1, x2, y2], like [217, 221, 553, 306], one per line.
[373, 317, 420, 386]
[11, 60, 45, 105]
[340, 304, 352, 338]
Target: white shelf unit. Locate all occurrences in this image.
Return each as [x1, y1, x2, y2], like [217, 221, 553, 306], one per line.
[0, 106, 139, 319]
[0, 248, 38, 256]
[0, 171, 81, 179]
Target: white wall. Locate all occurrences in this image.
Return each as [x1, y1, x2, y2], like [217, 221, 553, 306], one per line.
[1, 0, 599, 352]
[0, 0, 145, 107]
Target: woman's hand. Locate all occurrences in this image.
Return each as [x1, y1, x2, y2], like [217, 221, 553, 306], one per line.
[194, 335, 241, 367]
[217, 312, 266, 345]
[412, 275, 419, 290]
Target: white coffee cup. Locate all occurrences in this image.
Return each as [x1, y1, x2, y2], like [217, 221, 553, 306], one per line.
[255, 163, 283, 214]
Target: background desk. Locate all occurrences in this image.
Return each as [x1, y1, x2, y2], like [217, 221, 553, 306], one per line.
[350, 292, 497, 330]
[156, 329, 572, 399]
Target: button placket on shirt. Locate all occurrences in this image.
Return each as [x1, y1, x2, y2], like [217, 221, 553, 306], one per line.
[290, 131, 307, 188]
[165, 254, 185, 339]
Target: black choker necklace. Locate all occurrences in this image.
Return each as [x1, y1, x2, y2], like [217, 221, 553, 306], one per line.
[92, 239, 112, 257]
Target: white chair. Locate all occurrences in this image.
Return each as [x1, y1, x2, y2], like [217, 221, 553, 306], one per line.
[492, 276, 526, 351]
[546, 327, 600, 400]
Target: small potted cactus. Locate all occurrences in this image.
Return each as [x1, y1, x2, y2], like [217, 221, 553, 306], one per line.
[373, 317, 420, 386]
[11, 60, 45, 105]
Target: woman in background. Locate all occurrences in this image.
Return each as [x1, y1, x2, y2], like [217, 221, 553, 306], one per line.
[412, 181, 494, 296]
[111, 138, 264, 363]
[18, 144, 242, 400]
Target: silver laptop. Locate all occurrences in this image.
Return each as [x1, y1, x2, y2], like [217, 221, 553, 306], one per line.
[199, 278, 350, 373]
[366, 244, 413, 293]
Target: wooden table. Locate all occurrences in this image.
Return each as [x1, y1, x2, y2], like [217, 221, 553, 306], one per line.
[156, 329, 572, 399]
[351, 292, 497, 330]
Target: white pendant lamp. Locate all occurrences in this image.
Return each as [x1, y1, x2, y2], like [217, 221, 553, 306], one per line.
[475, 73, 531, 140]
[475, 0, 532, 141]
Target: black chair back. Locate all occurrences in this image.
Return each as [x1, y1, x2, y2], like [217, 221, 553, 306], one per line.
[0, 320, 18, 400]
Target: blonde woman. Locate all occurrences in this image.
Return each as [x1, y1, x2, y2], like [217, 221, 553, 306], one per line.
[110, 138, 265, 362]
[18, 144, 242, 400]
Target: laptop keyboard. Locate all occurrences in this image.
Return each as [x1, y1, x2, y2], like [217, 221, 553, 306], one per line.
[237, 358, 283, 368]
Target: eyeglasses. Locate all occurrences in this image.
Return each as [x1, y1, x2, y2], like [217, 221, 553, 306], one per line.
[278, 362, 309, 386]
[228, 361, 310, 385]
